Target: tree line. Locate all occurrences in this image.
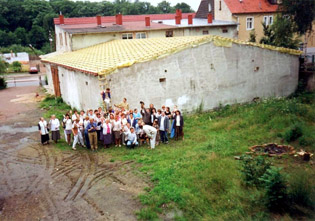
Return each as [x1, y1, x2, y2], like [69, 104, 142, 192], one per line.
[0, 0, 194, 54]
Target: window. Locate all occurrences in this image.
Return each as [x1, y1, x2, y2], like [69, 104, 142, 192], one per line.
[59, 33, 63, 46]
[208, 3, 212, 12]
[203, 30, 209, 35]
[166, 30, 173, 37]
[64, 33, 67, 46]
[122, 33, 133, 39]
[136, 32, 147, 39]
[263, 15, 273, 26]
[269, 16, 274, 25]
[219, 1, 222, 11]
[222, 28, 228, 33]
[246, 17, 254, 30]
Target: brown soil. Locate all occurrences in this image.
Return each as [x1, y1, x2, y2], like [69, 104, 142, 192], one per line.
[0, 86, 148, 220]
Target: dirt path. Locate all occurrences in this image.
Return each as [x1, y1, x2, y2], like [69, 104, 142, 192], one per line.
[0, 86, 147, 221]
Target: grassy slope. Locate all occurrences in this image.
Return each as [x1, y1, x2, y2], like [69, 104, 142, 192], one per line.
[41, 93, 315, 220]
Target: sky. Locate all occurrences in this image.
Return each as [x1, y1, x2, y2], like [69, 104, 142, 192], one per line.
[75, 0, 200, 11]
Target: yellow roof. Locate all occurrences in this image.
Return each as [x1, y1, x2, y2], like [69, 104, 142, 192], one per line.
[42, 35, 302, 78]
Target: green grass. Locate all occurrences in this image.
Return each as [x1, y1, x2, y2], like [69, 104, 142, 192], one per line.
[41, 92, 315, 220]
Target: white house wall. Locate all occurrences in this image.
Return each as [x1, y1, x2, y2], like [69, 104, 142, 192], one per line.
[55, 26, 72, 52]
[106, 42, 299, 112]
[69, 27, 236, 51]
[49, 42, 299, 112]
[57, 67, 100, 110]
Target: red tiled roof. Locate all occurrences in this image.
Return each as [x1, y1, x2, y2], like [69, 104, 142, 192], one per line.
[224, 0, 278, 14]
[54, 13, 196, 25]
[62, 21, 175, 34]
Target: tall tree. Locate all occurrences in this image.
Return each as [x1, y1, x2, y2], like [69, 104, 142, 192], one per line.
[174, 3, 194, 13]
[157, 1, 174, 13]
[280, 0, 315, 55]
[260, 16, 300, 50]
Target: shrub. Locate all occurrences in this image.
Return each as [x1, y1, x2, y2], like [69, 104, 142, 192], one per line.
[288, 172, 314, 208]
[298, 136, 312, 146]
[259, 167, 288, 212]
[0, 76, 7, 89]
[240, 156, 271, 187]
[11, 61, 22, 72]
[283, 123, 303, 142]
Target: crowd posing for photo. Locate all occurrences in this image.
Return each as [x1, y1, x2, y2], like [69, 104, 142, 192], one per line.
[38, 89, 184, 151]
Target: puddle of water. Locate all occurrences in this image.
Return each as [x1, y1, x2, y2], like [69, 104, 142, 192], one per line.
[0, 125, 38, 134]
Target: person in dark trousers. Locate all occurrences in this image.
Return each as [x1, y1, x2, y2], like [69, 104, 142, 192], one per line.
[158, 111, 169, 144]
[173, 110, 184, 141]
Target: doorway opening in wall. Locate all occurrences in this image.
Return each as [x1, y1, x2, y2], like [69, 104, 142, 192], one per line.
[51, 66, 61, 97]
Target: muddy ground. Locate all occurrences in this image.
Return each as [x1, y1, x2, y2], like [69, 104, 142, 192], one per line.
[0, 86, 148, 221]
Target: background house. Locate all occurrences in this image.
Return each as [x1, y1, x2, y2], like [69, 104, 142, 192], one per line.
[52, 1, 238, 53]
[214, 0, 279, 41]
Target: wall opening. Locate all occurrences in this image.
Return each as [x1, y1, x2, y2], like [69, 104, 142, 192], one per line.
[159, 78, 166, 83]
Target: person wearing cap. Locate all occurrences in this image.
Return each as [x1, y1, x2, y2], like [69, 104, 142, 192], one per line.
[126, 127, 138, 149]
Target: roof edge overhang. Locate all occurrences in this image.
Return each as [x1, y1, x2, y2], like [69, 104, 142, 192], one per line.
[60, 23, 238, 35]
[42, 60, 98, 76]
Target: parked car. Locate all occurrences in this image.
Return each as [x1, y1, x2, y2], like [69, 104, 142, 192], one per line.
[29, 67, 38, 74]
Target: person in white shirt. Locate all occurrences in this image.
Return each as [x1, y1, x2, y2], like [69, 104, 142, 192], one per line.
[112, 115, 122, 147]
[88, 109, 95, 119]
[79, 110, 86, 121]
[122, 123, 131, 145]
[121, 113, 128, 126]
[63, 114, 72, 146]
[139, 120, 157, 149]
[49, 115, 60, 143]
[38, 117, 49, 145]
[102, 119, 112, 148]
[126, 127, 138, 149]
[72, 110, 78, 121]
[72, 119, 85, 150]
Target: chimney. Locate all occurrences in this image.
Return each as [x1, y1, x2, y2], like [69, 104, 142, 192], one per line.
[175, 15, 181, 25]
[176, 9, 182, 20]
[145, 17, 150, 27]
[116, 14, 123, 25]
[208, 13, 213, 24]
[96, 15, 102, 27]
[188, 15, 193, 25]
[59, 15, 64, 25]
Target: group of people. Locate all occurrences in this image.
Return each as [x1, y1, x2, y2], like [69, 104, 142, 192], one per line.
[38, 89, 184, 150]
